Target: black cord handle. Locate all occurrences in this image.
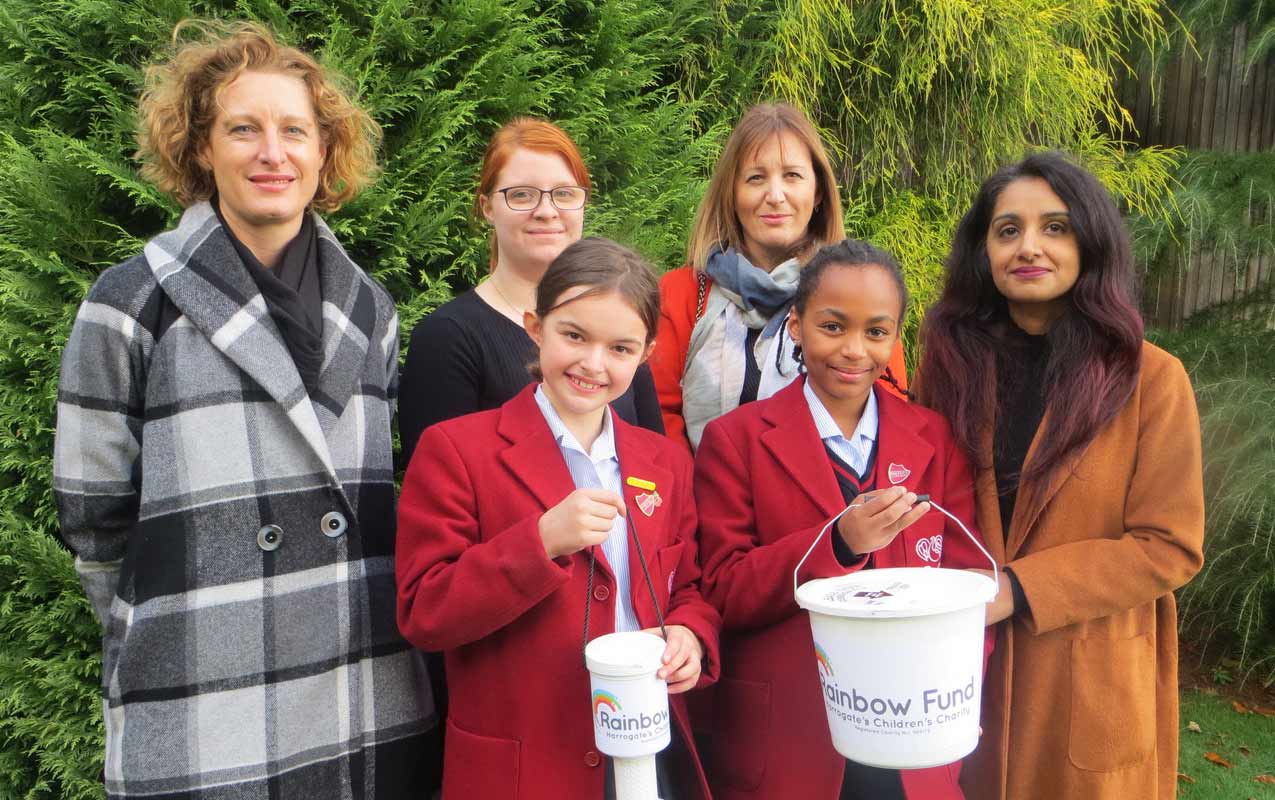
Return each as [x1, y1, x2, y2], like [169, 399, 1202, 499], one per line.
[582, 511, 668, 666]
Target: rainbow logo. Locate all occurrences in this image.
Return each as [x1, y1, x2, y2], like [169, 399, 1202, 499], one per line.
[592, 689, 622, 715]
[814, 643, 834, 678]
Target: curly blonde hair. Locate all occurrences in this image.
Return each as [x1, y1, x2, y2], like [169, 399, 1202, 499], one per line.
[137, 19, 381, 212]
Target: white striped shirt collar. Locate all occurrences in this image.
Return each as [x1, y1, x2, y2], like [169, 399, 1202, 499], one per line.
[802, 378, 879, 476]
[533, 384, 617, 462]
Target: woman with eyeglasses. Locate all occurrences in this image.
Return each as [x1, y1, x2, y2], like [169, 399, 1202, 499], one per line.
[399, 118, 664, 468]
[397, 119, 665, 787]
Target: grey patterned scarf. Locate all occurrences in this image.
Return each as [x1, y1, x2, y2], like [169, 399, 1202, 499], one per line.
[681, 248, 802, 449]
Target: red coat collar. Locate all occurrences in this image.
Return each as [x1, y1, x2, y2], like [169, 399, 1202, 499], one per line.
[496, 385, 675, 579]
[760, 378, 935, 516]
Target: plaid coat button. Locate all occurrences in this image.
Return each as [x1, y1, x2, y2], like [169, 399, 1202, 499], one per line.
[321, 511, 348, 538]
[257, 525, 283, 551]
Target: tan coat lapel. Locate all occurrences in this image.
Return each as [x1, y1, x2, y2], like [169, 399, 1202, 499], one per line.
[1004, 409, 1093, 559]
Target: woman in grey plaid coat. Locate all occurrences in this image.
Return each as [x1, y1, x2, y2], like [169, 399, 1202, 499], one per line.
[52, 21, 435, 799]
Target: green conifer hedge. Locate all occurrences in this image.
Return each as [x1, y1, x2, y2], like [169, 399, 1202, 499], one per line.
[0, 1, 1178, 796]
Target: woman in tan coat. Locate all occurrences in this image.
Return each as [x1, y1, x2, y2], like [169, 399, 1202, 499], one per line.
[917, 152, 1205, 799]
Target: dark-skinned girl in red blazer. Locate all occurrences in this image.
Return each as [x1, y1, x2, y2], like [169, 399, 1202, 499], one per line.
[694, 240, 994, 800]
[397, 238, 720, 800]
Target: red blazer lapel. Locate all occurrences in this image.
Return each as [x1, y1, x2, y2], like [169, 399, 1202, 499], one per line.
[872, 389, 935, 497]
[615, 420, 675, 621]
[496, 386, 578, 514]
[759, 379, 845, 520]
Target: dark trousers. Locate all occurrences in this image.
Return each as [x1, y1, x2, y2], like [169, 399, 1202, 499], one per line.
[840, 760, 905, 799]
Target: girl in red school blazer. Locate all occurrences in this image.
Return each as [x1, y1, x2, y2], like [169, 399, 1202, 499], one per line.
[694, 240, 995, 800]
[397, 237, 720, 800]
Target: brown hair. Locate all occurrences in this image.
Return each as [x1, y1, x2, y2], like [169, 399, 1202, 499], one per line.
[686, 103, 844, 270]
[528, 237, 660, 379]
[476, 117, 592, 269]
[136, 19, 381, 212]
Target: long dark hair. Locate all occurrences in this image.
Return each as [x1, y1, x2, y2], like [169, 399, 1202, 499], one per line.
[917, 152, 1143, 486]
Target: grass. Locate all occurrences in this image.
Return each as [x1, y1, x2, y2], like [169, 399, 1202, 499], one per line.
[1177, 688, 1275, 798]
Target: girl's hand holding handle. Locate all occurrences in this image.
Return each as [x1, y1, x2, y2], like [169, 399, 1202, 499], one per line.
[836, 486, 931, 555]
[642, 625, 703, 694]
[538, 488, 626, 559]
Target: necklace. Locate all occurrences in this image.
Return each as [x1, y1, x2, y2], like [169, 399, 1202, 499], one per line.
[490, 274, 527, 318]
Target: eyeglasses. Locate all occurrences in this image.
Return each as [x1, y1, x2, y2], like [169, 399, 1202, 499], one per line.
[494, 185, 589, 211]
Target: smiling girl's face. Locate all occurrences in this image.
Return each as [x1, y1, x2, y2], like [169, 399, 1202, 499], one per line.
[525, 287, 654, 433]
[787, 262, 902, 413]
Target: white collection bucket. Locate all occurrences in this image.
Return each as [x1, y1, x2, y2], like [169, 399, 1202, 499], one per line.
[795, 567, 996, 769]
[585, 632, 671, 758]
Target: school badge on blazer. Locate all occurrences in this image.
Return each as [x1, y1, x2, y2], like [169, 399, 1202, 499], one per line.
[635, 491, 662, 517]
[887, 462, 911, 484]
[915, 534, 943, 563]
[627, 476, 661, 517]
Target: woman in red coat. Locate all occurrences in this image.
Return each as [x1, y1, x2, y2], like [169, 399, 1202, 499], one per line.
[397, 237, 720, 800]
[695, 240, 994, 800]
[650, 103, 907, 453]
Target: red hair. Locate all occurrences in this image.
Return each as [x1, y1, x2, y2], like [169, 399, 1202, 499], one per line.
[475, 118, 591, 269]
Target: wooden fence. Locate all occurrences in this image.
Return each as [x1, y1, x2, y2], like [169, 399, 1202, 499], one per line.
[1116, 25, 1275, 151]
[1143, 247, 1274, 329]
[1114, 23, 1275, 329]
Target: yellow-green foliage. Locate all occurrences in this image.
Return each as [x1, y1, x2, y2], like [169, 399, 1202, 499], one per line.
[767, 0, 1181, 362]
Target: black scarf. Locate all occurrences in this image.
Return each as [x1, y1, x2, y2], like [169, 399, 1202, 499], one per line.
[214, 200, 325, 395]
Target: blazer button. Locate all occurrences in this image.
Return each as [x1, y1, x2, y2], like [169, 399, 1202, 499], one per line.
[321, 511, 348, 538]
[584, 750, 601, 768]
[257, 524, 283, 552]
[593, 585, 610, 602]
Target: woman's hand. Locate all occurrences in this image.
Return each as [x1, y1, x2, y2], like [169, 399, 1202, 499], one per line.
[642, 625, 704, 694]
[836, 487, 930, 555]
[538, 488, 625, 559]
[968, 568, 1015, 625]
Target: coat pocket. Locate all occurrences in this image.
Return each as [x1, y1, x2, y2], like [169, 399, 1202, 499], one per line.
[710, 677, 770, 791]
[1068, 633, 1156, 772]
[443, 719, 520, 798]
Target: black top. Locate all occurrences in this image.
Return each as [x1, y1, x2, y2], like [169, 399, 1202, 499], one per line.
[994, 325, 1048, 614]
[399, 288, 665, 467]
[740, 327, 763, 405]
[993, 325, 1050, 532]
[213, 200, 324, 394]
